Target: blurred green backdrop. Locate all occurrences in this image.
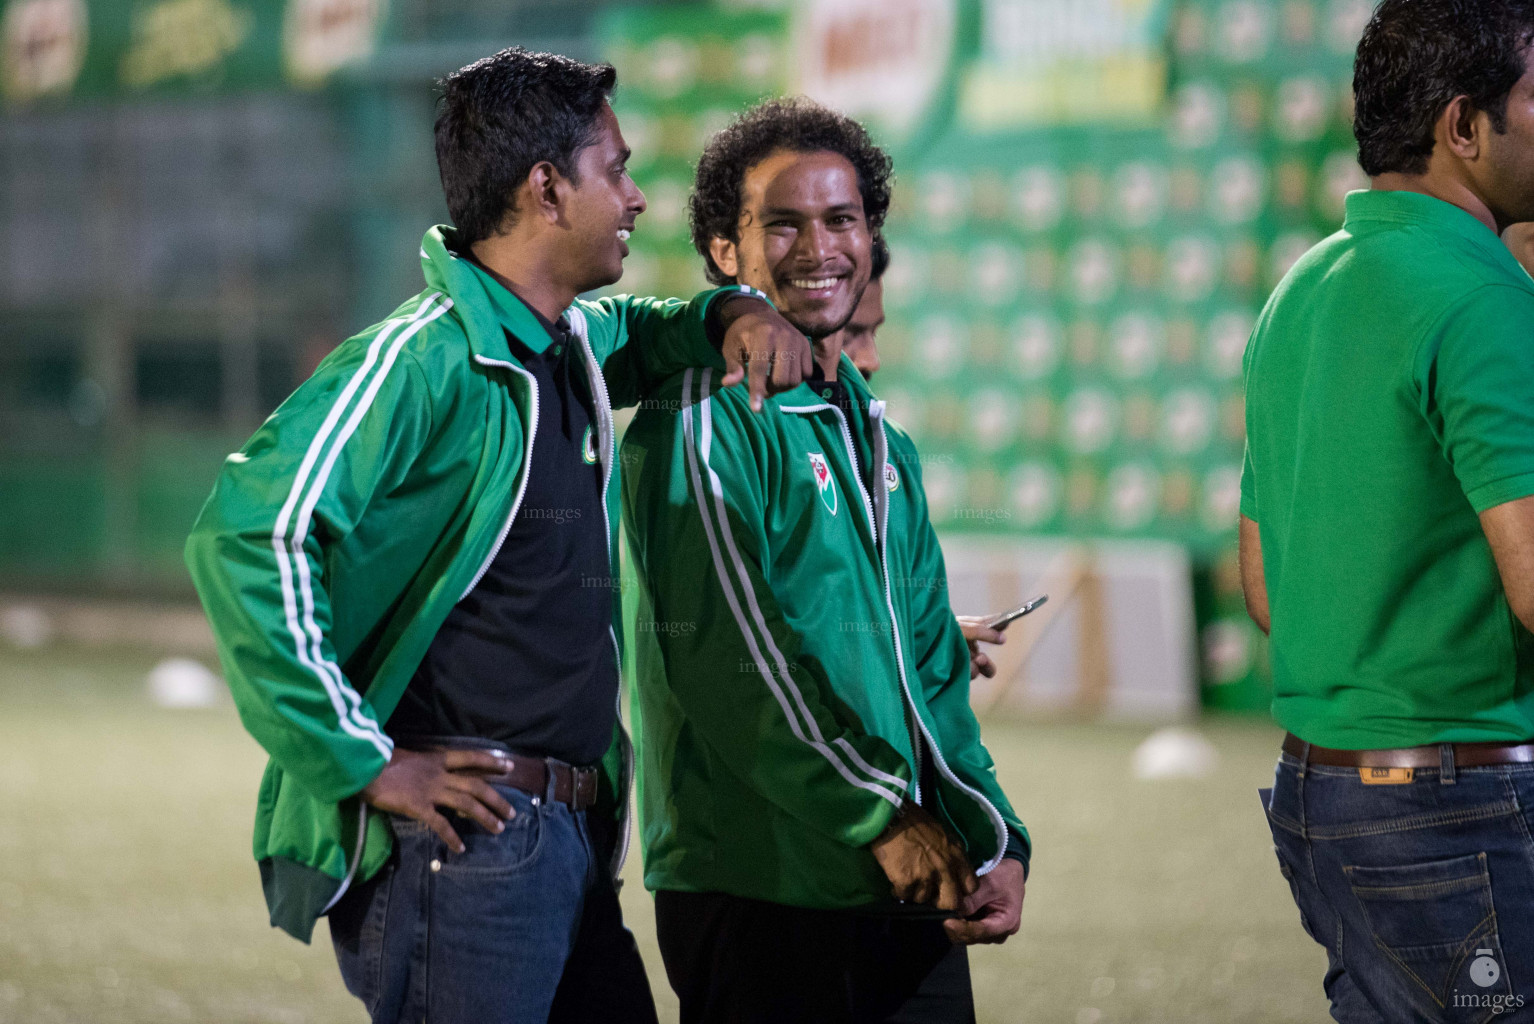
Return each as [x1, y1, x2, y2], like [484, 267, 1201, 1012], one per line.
[0, 0, 1378, 709]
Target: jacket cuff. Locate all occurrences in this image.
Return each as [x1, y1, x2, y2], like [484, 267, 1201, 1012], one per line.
[1001, 826, 1030, 880]
[703, 284, 774, 351]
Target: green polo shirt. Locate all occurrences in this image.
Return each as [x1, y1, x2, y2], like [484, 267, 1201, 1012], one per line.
[1242, 189, 1534, 748]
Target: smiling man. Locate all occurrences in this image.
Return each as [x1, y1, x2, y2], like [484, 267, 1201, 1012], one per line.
[620, 99, 1030, 1024]
[185, 49, 808, 1024]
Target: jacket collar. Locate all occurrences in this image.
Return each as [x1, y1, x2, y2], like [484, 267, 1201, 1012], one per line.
[419, 225, 563, 363]
[776, 351, 881, 411]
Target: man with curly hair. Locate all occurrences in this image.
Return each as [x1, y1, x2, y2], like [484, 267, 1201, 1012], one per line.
[620, 98, 1030, 1023]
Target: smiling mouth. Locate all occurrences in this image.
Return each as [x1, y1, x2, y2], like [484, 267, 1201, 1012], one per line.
[781, 272, 852, 299]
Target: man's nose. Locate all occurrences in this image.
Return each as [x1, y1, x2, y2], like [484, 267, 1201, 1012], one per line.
[628, 181, 647, 216]
[793, 220, 833, 265]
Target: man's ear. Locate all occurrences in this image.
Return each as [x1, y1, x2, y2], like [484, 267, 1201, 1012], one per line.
[709, 236, 739, 279]
[1441, 94, 1483, 161]
[526, 161, 564, 223]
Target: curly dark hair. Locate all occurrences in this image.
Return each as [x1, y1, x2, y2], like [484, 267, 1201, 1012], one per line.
[1354, 0, 1534, 176]
[870, 233, 890, 281]
[689, 97, 893, 285]
[435, 47, 616, 245]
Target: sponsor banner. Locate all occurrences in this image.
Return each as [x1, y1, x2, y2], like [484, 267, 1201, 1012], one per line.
[791, 0, 959, 149]
[960, 0, 1173, 130]
[0, 0, 385, 102]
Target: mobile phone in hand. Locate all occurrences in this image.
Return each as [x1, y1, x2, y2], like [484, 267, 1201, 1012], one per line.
[983, 594, 1048, 630]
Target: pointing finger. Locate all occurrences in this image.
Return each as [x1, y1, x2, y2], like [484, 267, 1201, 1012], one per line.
[748, 341, 771, 412]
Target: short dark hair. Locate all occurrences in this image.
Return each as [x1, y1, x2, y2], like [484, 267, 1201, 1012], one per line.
[870, 234, 890, 281]
[689, 98, 893, 285]
[435, 47, 617, 245]
[1353, 0, 1534, 176]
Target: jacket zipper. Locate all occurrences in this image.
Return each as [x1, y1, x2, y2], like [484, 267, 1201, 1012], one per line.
[820, 404, 924, 798]
[817, 399, 1008, 875]
[568, 308, 633, 880]
[868, 400, 1008, 875]
[319, 800, 369, 914]
[466, 318, 634, 879]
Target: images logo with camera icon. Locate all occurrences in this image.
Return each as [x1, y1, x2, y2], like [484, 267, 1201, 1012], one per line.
[1452, 946, 1524, 1013]
[1471, 950, 1501, 989]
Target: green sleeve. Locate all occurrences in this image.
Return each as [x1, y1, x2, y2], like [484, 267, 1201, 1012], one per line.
[1421, 285, 1534, 513]
[1239, 440, 1257, 522]
[901, 445, 1031, 871]
[184, 319, 439, 803]
[1240, 313, 1259, 523]
[577, 287, 757, 410]
[623, 368, 911, 847]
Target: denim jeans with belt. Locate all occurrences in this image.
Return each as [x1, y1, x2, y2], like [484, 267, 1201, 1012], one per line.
[327, 761, 657, 1024]
[1264, 747, 1534, 1023]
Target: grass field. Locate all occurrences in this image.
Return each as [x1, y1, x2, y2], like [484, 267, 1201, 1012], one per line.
[0, 643, 1331, 1024]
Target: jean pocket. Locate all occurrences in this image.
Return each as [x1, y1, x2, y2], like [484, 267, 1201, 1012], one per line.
[437, 789, 544, 878]
[1345, 852, 1513, 1018]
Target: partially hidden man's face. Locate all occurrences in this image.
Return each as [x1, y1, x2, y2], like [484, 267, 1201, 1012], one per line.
[836, 277, 884, 379]
[708, 149, 873, 340]
[1478, 50, 1534, 226]
[561, 102, 646, 292]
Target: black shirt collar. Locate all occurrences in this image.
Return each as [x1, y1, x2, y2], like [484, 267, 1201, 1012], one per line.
[523, 300, 572, 344]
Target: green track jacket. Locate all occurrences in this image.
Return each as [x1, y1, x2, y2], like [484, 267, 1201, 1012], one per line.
[185, 225, 742, 942]
[620, 358, 1030, 909]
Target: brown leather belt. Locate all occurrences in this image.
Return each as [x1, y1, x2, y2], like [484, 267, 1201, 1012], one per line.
[1282, 732, 1534, 768]
[431, 747, 600, 811]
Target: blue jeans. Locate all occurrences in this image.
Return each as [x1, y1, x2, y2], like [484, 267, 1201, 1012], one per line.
[328, 779, 657, 1024]
[1264, 748, 1534, 1022]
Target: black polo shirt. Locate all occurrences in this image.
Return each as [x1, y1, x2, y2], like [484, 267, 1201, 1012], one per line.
[390, 286, 616, 766]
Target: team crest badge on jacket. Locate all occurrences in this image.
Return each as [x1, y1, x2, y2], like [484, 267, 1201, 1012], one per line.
[884, 463, 900, 492]
[807, 451, 838, 515]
